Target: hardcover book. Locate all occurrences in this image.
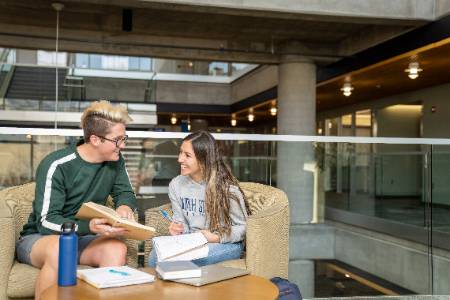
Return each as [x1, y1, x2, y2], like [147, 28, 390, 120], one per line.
[156, 260, 201, 280]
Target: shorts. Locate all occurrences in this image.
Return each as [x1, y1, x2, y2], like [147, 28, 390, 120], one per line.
[16, 233, 99, 266]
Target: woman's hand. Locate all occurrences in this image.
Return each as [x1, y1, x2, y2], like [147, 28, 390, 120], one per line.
[116, 205, 136, 221]
[169, 222, 184, 235]
[89, 218, 127, 236]
[200, 230, 220, 243]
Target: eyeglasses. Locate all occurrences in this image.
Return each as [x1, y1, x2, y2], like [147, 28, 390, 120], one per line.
[97, 135, 128, 147]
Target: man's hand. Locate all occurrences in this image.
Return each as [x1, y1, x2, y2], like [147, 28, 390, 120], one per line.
[89, 218, 127, 236]
[169, 222, 184, 235]
[116, 205, 135, 221]
[200, 230, 220, 243]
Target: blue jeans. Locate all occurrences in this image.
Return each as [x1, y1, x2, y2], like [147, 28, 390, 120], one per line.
[148, 242, 243, 268]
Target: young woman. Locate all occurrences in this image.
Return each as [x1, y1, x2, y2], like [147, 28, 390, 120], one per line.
[148, 130, 250, 267]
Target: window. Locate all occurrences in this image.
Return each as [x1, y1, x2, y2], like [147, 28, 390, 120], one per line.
[75, 53, 89, 68]
[89, 55, 102, 69]
[37, 50, 67, 66]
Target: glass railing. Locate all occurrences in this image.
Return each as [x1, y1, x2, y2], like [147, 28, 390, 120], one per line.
[1, 98, 155, 114]
[2, 128, 449, 297]
[1, 130, 447, 238]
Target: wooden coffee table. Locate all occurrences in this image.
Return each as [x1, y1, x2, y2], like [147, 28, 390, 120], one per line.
[41, 268, 278, 300]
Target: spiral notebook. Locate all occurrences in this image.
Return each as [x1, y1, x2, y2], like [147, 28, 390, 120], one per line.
[77, 266, 155, 288]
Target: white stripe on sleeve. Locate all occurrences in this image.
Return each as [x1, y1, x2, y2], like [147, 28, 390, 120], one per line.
[40, 153, 77, 232]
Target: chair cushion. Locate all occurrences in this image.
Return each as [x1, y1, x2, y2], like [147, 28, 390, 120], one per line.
[143, 204, 171, 266]
[240, 182, 276, 214]
[2, 182, 36, 242]
[7, 262, 39, 298]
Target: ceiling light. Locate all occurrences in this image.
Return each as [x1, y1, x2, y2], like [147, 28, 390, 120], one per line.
[231, 114, 237, 127]
[270, 107, 277, 116]
[248, 108, 254, 122]
[170, 114, 177, 125]
[188, 61, 194, 67]
[340, 82, 354, 97]
[405, 62, 422, 79]
[317, 128, 323, 135]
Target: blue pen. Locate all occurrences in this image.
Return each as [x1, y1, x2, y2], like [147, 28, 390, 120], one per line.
[108, 269, 130, 276]
[159, 208, 175, 222]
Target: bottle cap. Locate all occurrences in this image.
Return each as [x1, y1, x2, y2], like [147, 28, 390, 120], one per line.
[61, 222, 76, 233]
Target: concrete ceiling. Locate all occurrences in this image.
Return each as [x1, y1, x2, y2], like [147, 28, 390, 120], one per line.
[0, 0, 432, 64]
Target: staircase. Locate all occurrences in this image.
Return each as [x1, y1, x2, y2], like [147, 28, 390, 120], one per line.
[6, 66, 67, 100]
[122, 138, 144, 190]
[0, 69, 7, 89]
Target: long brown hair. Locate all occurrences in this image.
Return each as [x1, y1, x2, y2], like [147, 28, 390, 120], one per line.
[183, 131, 250, 238]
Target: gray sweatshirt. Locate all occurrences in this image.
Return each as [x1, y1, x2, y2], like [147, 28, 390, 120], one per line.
[168, 175, 247, 243]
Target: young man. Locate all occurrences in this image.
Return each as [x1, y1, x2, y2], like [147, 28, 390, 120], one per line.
[16, 100, 136, 299]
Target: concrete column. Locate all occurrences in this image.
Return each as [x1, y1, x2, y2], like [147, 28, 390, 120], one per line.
[277, 55, 316, 224]
[277, 55, 316, 299]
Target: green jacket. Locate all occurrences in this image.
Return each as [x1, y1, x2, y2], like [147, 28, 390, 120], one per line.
[21, 140, 137, 236]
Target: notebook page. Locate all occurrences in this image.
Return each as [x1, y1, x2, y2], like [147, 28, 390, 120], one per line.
[154, 232, 208, 261]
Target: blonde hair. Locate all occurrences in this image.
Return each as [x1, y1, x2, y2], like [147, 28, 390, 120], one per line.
[80, 100, 132, 142]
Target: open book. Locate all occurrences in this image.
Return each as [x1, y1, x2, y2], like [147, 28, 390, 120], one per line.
[75, 202, 155, 240]
[153, 232, 209, 262]
[77, 266, 155, 288]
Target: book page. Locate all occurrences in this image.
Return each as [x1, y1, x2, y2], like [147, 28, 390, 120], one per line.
[153, 232, 208, 261]
[75, 202, 156, 240]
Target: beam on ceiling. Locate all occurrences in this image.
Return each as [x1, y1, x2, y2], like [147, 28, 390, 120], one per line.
[65, 0, 437, 23]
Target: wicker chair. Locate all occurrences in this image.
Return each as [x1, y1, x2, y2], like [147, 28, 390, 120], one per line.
[0, 182, 139, 300]
[144, 182, 290, 279]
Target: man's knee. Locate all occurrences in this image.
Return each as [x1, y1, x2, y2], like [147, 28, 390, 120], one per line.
[99, 239, 128, 265]
[30, 236, 60, 268]
[43, 239, 60, 266]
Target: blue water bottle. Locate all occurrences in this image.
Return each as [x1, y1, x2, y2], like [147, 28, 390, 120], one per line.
[58, 222, 78, 286]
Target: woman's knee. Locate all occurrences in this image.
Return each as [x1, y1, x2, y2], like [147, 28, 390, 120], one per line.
[206, 242, 242, 261]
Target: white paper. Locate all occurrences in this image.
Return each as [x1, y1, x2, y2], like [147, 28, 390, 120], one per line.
[153, 232, 209, 262]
